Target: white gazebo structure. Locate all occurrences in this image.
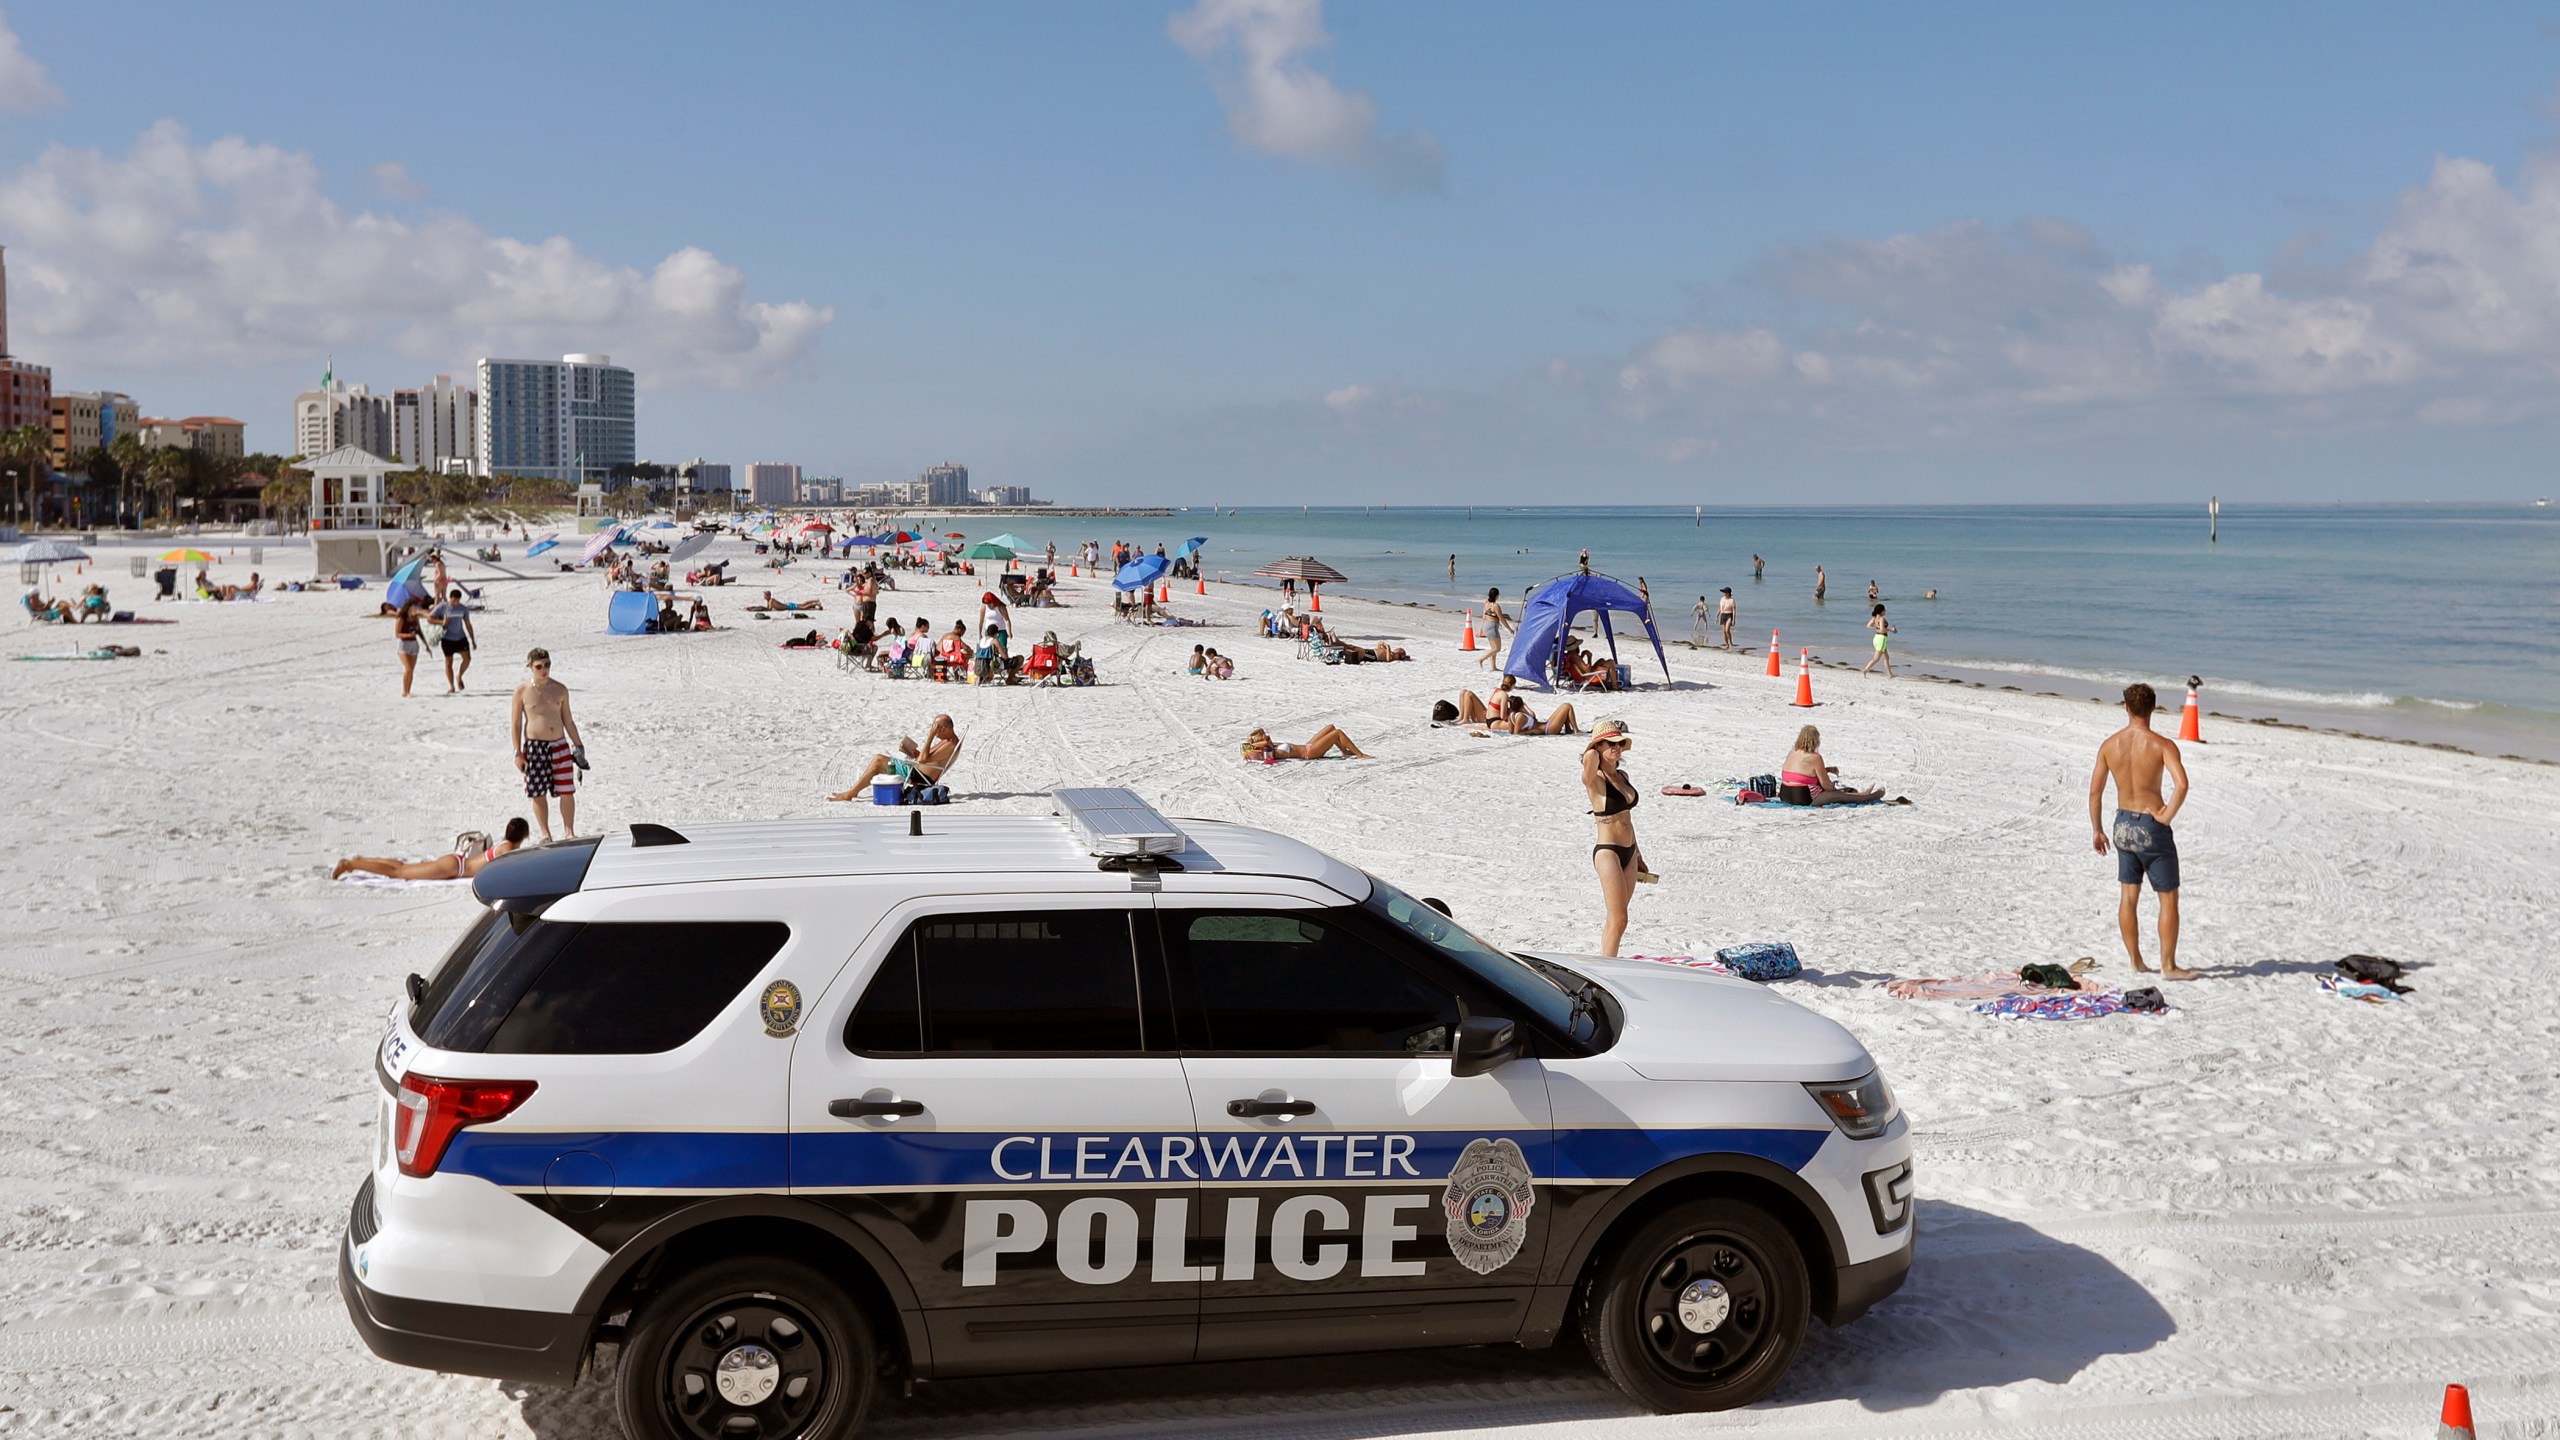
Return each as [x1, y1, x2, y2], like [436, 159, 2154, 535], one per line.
[304, 446, 421, 577]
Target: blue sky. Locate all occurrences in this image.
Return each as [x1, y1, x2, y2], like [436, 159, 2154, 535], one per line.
[4, 1, 2560, 501]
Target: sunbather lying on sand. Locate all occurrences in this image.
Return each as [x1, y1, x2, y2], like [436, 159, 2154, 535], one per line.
[335, 818, 529, 880]
[756, 591, 819, 612]
[1241, 725, 1371, 761]
[1491, 695, 1579, 735]
[828, 714, 962, 800]
[1780, 724, 1883, 806]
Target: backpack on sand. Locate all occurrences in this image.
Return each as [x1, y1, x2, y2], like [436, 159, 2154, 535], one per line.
[1714, 941, 1802, 982]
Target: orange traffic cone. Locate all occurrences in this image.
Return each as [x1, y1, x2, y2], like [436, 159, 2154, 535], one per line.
[1196, 575, 1206, 595]
[2177, 679, 2204, 743]
[2440, 1383, 2475, 1438]
[1159, 582, 1171, 604]
[1461, 609, 1478, 651]
[1070, 563, 1078, 577]
[1311, 588, 1322, 612]
[1766, 630, 1782, 677]
[1791, 648, 1816, 707]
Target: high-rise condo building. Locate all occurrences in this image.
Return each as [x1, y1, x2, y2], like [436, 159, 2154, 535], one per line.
[477, 353, 635, 483]
[919, 462, 970, 507]
[295, 370, 394, 459]
[135, 416, 247, 459]
[686, 459, 732, 494]
[393, 375, 479, 474]
[0, 246, 52, 435]
[743, 462, 801, 506]
[48, 391, 140, 465]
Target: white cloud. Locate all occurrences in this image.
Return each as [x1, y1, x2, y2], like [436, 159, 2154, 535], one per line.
[1168, 0, 1442, 190]
[1605, 146, 2560, 448]
[1322, 382, 1375, 412]
[0, 121, 832, 387]
[0, 11, 62, 113]
[369, 160, 427, 200]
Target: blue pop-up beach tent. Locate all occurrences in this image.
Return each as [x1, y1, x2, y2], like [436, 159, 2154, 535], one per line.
[1502, 572, 1671, 691]
[606, 590, 658, 635]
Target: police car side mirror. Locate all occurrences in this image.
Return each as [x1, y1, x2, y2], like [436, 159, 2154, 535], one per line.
[1450, 1015, 1518, 1078]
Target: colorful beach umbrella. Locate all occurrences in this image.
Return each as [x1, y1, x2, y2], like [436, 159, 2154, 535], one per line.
[944, 531, 966, 538]
[525, 538, 560, 557]
[581, 526, 626, 563]
[981, 532, 1036, 552]
[667, 533, 714, 564]
[1172, 536, 1208, 559]
[159, 548, 215, 564]
[960, 541, 1016, 560]
[1252, 555, 1345, 584]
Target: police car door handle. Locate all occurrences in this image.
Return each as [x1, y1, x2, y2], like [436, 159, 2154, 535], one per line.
[829, 1097, 924, 1119]
[1226, 1097, 1316, 1119]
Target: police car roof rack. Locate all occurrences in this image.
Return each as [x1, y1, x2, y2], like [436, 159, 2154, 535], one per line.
[1053, 787, 1186, 872]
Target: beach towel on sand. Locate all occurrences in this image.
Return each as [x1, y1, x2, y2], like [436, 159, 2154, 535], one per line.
[1629, 954, 1738, 977]
[1973, 989, 2166, 1021]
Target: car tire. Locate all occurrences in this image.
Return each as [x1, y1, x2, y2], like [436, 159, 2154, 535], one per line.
[615, 1255, 876, 1440]
[1581, 1197, 1810, 1413]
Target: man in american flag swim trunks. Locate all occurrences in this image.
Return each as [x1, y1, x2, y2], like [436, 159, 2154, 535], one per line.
[508, 648, 587, 841]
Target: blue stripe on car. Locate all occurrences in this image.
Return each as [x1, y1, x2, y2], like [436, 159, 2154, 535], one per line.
[439, 1126, 1828, 1192]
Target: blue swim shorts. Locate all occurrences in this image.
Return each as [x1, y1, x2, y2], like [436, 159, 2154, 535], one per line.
[2111, 810, 2179, 892]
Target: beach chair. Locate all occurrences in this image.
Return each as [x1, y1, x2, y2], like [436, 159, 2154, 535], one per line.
[152, 567, 178, 601]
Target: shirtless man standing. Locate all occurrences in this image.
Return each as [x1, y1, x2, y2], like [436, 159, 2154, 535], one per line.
[510, 648, 586, 841]
[2088, 682, 2194, 979]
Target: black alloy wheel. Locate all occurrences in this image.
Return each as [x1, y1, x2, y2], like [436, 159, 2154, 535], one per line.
[616, 1256, 875, 1440]
[1582, 1198, 1810, 1412]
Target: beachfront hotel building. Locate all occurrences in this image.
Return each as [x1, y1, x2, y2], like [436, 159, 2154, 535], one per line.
[685, 459, 732, 495]
[0, 246, 51, 436]
[47, 391, 140, 465]
[295, 375, 393, 460]
[392, 375, 479, 475]
[476, 354, 635, 484]
[743, 462, 801, 506]
[134, 415, 245, 459]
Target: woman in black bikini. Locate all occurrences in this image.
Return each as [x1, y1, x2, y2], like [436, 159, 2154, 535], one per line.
[1583, 719, 1651, 956]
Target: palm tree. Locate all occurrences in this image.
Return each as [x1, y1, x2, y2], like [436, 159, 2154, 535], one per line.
[108, 433, 147, 526]
[0, 423, 47, 527]
[146, 446, 191, 527]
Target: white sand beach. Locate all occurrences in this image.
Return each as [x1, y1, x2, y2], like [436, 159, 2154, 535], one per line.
[3, 537, 2555, 1438]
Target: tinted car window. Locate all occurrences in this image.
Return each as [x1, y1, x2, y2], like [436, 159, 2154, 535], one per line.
[851, 910, 1143, 1054]
[415, 912, 580, 1053]
[1172, 910, 1461, 1054]
[483, 921, 790, 1055]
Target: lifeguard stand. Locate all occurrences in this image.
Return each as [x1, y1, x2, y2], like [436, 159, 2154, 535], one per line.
[575, 480, 614, 536]
[304, 446, 417, 577]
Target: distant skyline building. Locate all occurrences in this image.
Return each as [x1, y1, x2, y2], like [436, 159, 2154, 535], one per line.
[476, 353, 635, 482]
[295, 368, 393, 459]
[0, 246, 52, 437]
[919, 461, 969, 507]
[135, 415, 245, 459]
[686, 459, 732, 494]
[47, 390, 139, 465]
[978, 483, 1032, 506]
[743, 461, 800, 506]
[393, 375, 478, 474]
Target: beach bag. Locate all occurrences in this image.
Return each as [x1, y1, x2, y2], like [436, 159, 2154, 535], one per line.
[1747, 774, 1778, 798]
[2335, 954, 2412, 993]
[1714, 942, 1802, 982]
[1431, 700, 1459, 723]
[420, 619, 446, 645]
[2019, 962, 2077, 990]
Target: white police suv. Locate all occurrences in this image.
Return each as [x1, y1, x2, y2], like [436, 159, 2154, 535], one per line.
[343, 789, 1911, 1437]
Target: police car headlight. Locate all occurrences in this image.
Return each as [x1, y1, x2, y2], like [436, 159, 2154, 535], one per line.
[1805, 1070, 1897, 1140]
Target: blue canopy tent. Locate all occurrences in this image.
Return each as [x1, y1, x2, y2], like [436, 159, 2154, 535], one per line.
[1501, 573, 1671, 691]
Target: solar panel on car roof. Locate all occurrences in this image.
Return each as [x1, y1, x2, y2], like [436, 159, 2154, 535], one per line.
[1052, 787, 1185, 857]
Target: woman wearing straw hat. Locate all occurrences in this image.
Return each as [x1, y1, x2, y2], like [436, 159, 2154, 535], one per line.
[1583, 719, 1654, 956]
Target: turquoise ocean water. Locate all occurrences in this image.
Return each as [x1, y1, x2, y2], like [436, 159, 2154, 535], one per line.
[903, 505, 2560, 760]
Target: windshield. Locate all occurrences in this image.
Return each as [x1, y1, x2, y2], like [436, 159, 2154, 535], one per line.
[1362, 875, 1580, 1037]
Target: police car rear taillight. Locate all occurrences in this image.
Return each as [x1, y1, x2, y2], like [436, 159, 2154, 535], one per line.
[394, 1073, 537, 1178]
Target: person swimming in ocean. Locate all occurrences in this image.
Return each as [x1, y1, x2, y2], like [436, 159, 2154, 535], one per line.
[1814, 565, 1826, 601]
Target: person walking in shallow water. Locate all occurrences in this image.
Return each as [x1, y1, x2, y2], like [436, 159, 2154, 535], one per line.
[1814, 565, 1826, 601]
[1716, 587, 1737, 648]
[2089, 683, 2195, 980]
[1753, 553, 1764, 580]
